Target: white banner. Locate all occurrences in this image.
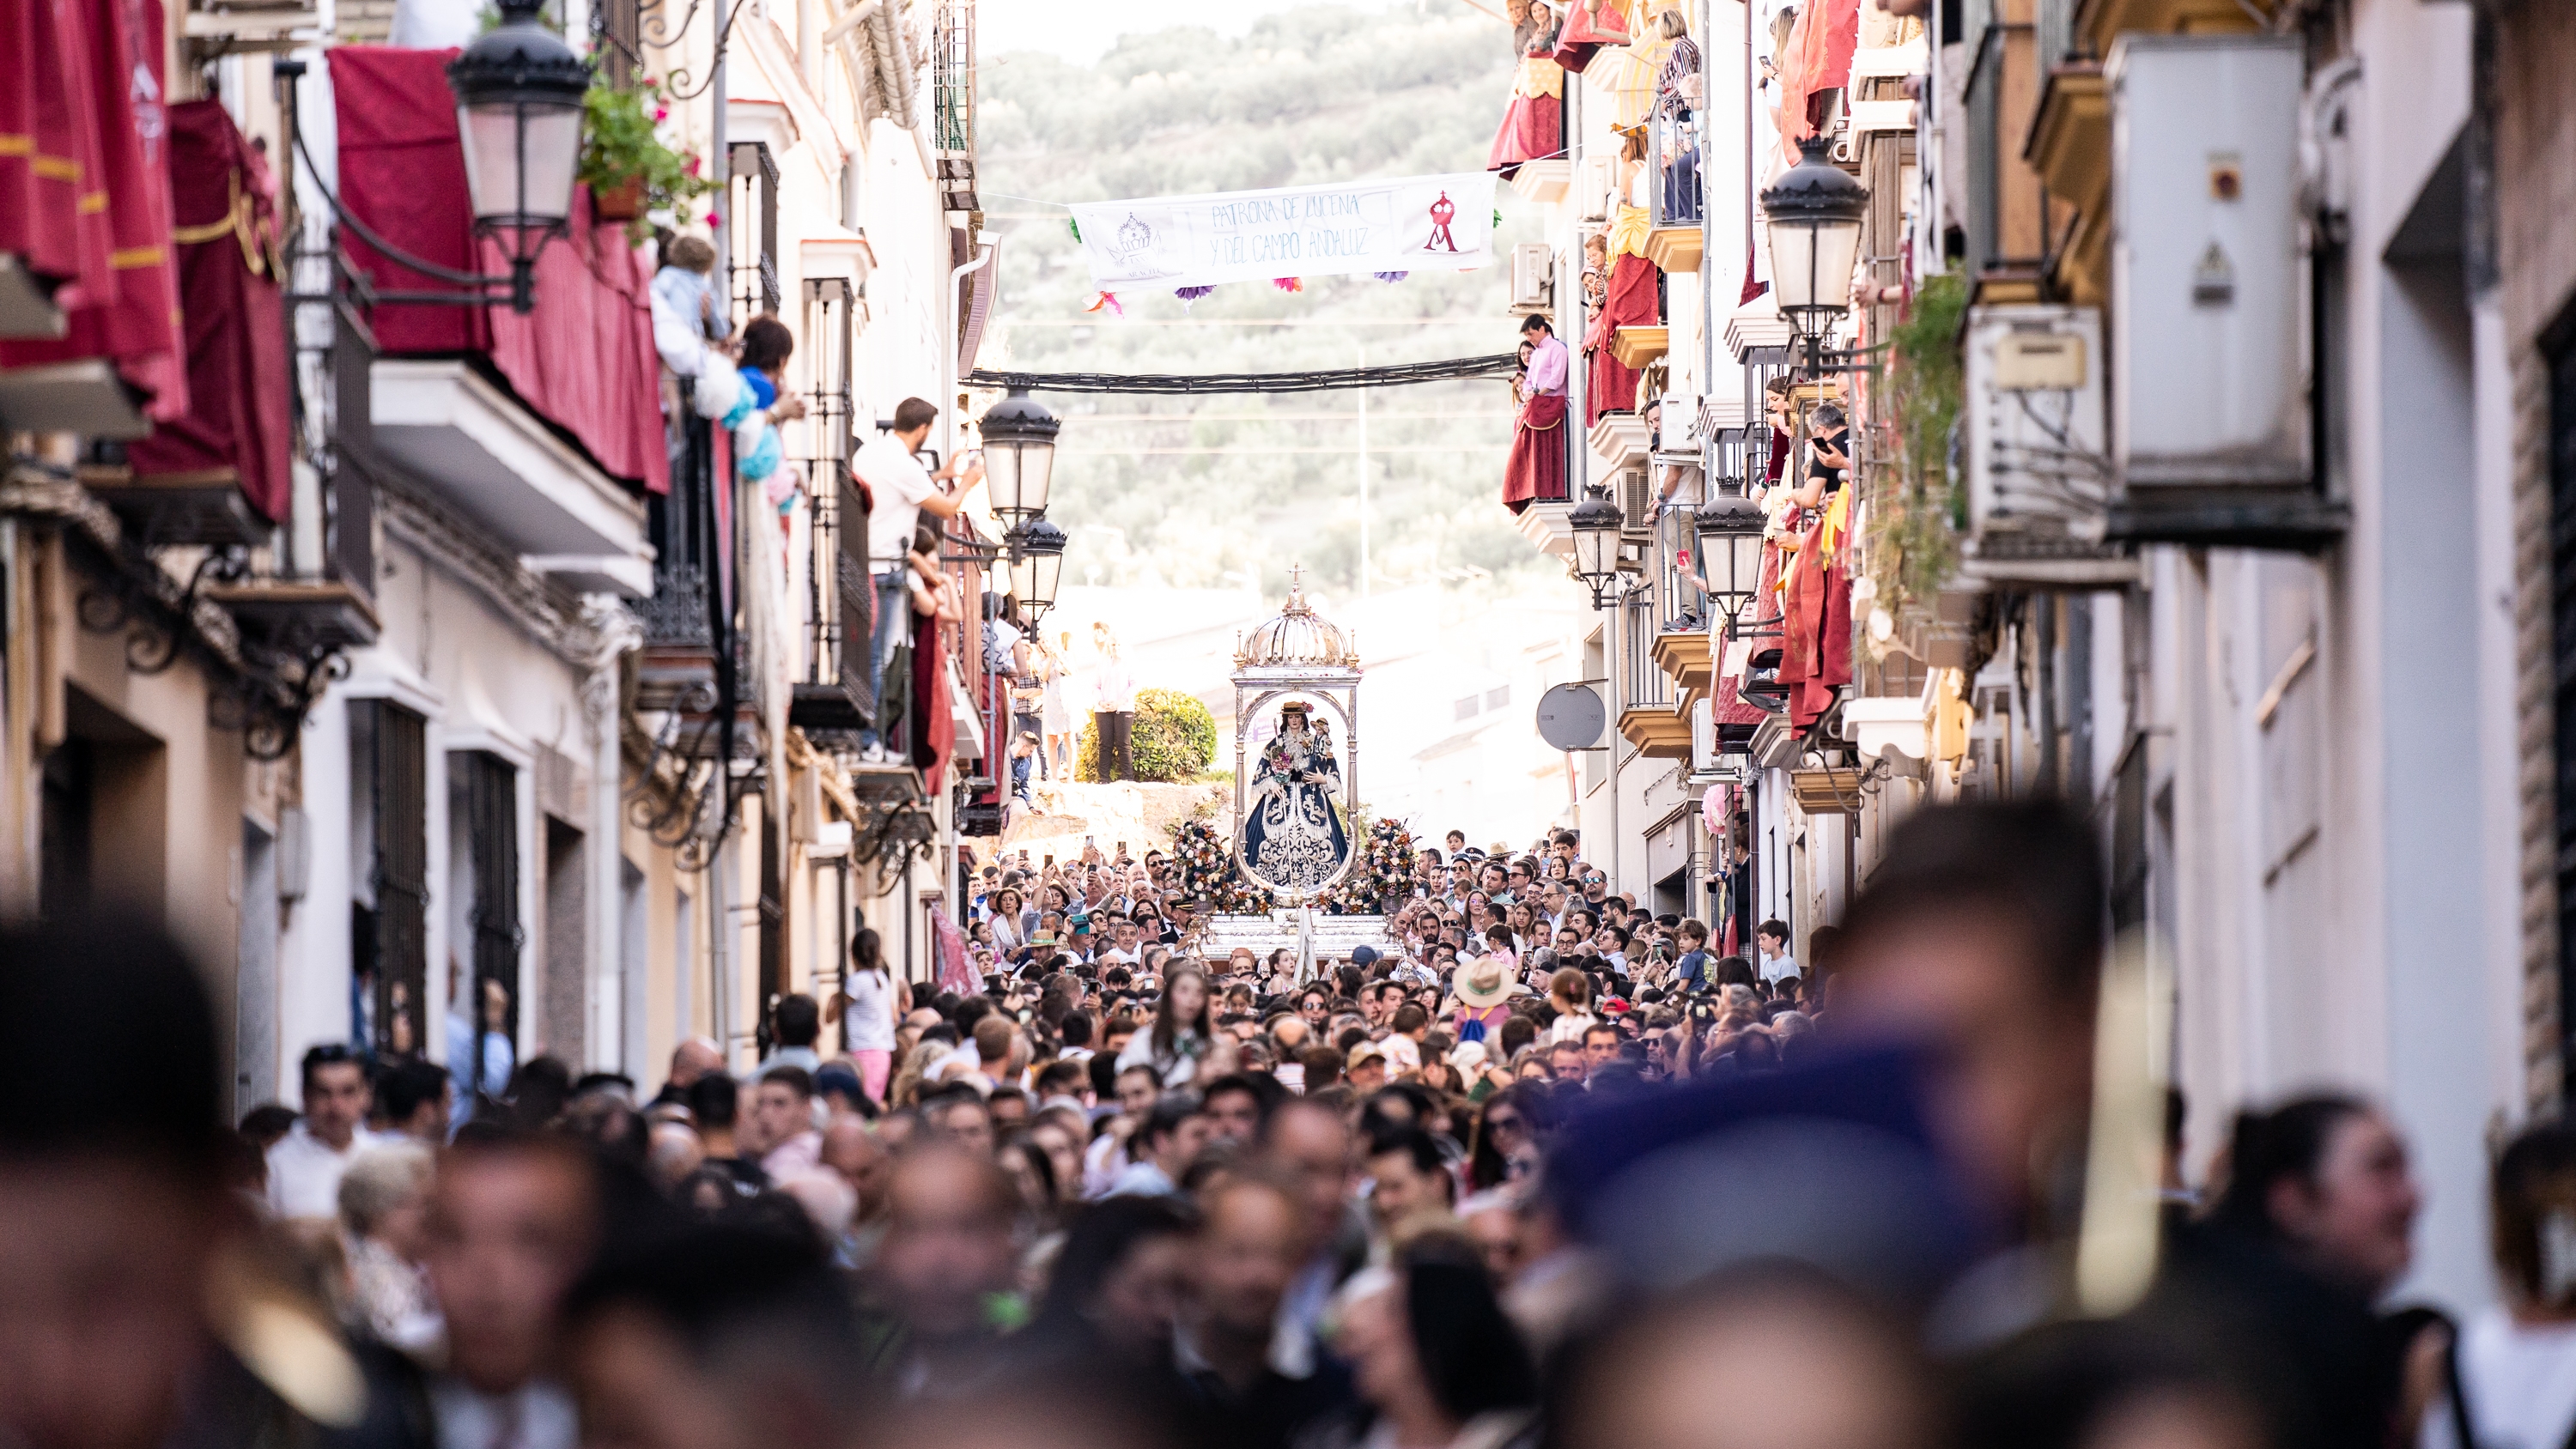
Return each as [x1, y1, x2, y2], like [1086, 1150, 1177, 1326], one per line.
[1070, 173, 1498, 292]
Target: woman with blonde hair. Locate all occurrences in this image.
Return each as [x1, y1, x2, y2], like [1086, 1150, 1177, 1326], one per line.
[337, 1142, 440, 1351]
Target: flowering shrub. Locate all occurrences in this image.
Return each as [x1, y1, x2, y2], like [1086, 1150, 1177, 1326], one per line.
[1077, 688, 1218, 782]
[579, 78, 715, 239]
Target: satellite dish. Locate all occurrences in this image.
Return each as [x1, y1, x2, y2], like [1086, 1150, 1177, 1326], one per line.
[1535, 682, 1607, 751]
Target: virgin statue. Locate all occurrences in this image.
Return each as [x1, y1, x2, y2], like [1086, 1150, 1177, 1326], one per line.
[1241, 701, 1351, 893]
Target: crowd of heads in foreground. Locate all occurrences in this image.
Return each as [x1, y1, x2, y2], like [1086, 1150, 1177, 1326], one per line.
[0, 799, 2561, 1449]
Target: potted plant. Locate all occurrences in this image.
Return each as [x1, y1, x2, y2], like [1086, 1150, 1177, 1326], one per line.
[578, 77, 713, 235]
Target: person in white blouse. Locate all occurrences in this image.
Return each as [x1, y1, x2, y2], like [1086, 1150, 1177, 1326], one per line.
[1091, 623, 1139, 781]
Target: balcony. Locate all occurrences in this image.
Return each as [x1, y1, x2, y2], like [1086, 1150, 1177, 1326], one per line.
[1589, 412, 1653, 474]
[638, 410, 721, 712]
[1652, 629, 1714, 698]
[1617, 506, 1701, 761]
[371, 361, 653, 596]
[0, 257, 65, 340]
[1723, 294, 1796, 367]
[1509, 161, 1573, 206]
[2026, 64, 2111, 305]
[1514, 498, 1578, 561]
[1612, 326, 1670, 370]
[2074, 0, 2264, 58]
[330, 47, 666, 601]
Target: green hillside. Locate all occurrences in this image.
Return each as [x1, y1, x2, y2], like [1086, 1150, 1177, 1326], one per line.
[977, 5, 1557, 599]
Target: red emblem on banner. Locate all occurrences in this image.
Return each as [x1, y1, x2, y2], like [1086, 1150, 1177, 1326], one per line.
[1425, 191, 1460, 252]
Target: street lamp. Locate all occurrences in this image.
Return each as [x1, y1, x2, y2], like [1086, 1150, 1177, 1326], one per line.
[1694, 492, 1769, 637]
[447, 0, 592, 312]
[1759, 135, 1867, 361]
[1007, 517, 1067, 625]
[978, 388, 1060, 537]
[1570, 483, 1625, 609]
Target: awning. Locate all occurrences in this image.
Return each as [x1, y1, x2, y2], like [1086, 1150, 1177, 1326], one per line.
[330, 46, 668, 495]
[124, 100, 291, 522]
[0, 0, 187, 428]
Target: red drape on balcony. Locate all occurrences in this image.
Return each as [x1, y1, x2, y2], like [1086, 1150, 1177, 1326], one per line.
[330, 47, 669, 495]
[0, 0, 116, 306]
[1583, 252, 1658, 426]
[1776, 512, 1853, 730]
[1503, 391, 1566, 513]
[125, 100, 291, 521]
[0, 0, 187, 420]
[1777, 0, 1860, 164]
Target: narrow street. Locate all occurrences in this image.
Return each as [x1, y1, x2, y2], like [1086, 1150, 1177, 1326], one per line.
[0, 0, 2569, 1446]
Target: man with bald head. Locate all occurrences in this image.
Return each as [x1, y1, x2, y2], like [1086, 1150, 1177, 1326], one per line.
[652, 1037, 724, 1109]
[859, 1143, 1023, 1397]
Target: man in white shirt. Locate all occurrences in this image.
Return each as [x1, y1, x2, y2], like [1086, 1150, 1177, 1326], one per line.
[848, 396, 982, 755]
[1096, 916, 1145, 967]
[266, 1043, 382, 1222]
[1090, 624, 1138, 781]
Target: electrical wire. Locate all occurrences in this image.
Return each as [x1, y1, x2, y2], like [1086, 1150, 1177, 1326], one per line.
[967, 353, 1522, 395]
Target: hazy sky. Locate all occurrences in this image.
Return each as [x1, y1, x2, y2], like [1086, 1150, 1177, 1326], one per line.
[975, 0, 1430, 64]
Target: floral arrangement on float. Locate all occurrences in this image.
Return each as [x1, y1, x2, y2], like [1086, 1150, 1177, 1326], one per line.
[1325, 818, 1416, 916]
[1168, 817, 1274, 914]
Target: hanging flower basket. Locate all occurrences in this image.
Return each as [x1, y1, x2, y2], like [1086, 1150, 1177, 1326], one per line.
[592, 177, 645, 221]
[578, 77, 714, 240]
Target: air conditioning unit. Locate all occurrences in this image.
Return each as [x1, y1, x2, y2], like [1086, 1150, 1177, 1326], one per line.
[1509, 243, 1554, 314]
[1615, 464, 1655, 535]
[1577, 155, 1617, 221]
[1654, 391, 1701, 451]
[2105, 33, 2334, 548]
[1963, 305, 2134, 586]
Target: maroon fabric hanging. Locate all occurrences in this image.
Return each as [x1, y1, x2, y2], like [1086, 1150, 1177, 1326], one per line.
[330, 47, 669, 494]
[1504, 391, 1568, 514]
[126, 100, 291, 521]
[0, 0, 187, 420]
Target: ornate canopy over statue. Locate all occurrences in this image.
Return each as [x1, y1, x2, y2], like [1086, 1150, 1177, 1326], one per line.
[1232, 567, 1363, 901]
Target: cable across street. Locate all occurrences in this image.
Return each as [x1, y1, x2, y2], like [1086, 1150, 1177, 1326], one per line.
[966, 353, 1523, 395]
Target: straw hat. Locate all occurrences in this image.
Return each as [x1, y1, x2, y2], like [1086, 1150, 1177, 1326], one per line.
[1455, 952, 1516, 1010]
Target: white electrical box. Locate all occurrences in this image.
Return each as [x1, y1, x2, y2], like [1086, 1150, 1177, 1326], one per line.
[1965, 305, 2135, 585]
[1510, 243, 1554, 313]
[2110, 34, 2306, 490]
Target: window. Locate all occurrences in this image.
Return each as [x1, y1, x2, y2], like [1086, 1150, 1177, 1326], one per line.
[354, 702, 428, 1058]
[451, 751, 522, 1098]
[1455, 695, 1479, 722]
[1485, 685, 1510, 709]
[2547, 305, 2576, 1102]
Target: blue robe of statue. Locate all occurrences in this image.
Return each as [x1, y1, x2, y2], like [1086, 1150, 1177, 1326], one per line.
[1242, 714, 1350, 892]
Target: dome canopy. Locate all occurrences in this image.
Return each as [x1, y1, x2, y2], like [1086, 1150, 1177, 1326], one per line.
[1236, 567, 1358, 669]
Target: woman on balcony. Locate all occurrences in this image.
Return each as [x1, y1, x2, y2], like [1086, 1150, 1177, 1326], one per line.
[1489, 0, 1566, 174]
[1504, 314, 1569, 514]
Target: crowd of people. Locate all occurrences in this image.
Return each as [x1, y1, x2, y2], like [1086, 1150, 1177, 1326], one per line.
[6, 801, 2573, 1449]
